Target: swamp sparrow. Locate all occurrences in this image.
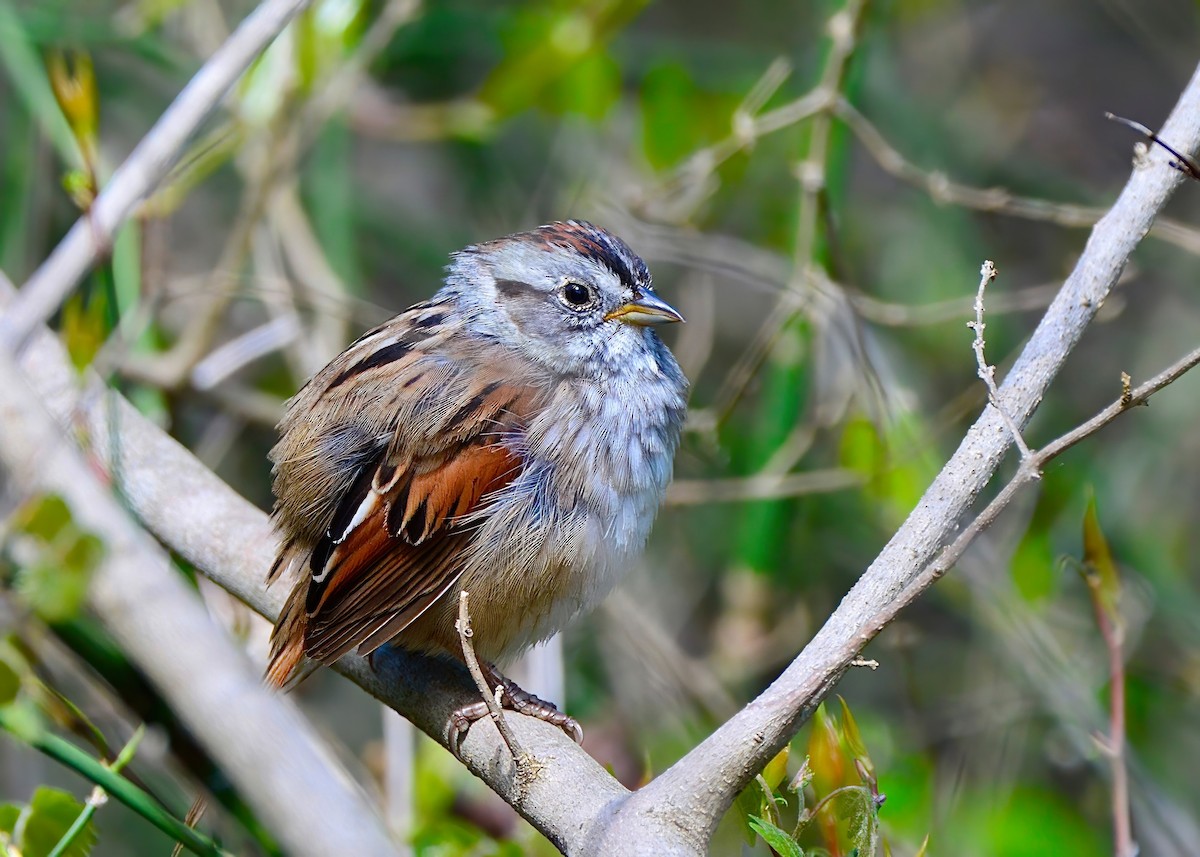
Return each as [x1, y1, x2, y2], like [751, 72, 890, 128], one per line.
[265, 221, 687, 744]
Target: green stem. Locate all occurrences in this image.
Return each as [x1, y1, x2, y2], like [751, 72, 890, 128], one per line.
[0, 711, 229, 857]
[47, 726, 144, 857]
[46, 792, 99, 857]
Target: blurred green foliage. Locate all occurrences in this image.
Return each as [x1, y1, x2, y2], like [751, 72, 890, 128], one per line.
[3, 0, 1200, 854]
[0, 786, 98, 857]
[8, 495, 104, 624]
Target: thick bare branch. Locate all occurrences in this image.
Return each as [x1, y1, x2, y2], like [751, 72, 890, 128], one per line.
[0, 351, 398, 856]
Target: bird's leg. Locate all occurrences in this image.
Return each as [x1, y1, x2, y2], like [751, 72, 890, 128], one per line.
[449, 662, 584, 756]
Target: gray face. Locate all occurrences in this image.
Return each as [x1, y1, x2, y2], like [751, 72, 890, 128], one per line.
[440, 222, 681, 379]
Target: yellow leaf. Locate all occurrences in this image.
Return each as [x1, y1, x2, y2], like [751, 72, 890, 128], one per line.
[762, 744, 790, 792]
[1081, 495, 1121, 620]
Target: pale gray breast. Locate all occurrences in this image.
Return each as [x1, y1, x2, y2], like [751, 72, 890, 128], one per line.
[513, 337, 687, 559]
[456, 333, 686, 655]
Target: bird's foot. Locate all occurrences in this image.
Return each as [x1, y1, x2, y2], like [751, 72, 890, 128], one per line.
[449, 664, 583, 756]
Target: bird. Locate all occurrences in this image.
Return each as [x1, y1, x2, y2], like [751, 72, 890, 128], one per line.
[264, 220, 688, 746]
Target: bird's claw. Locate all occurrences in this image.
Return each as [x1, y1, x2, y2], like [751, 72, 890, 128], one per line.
[447, 680, 584, 757]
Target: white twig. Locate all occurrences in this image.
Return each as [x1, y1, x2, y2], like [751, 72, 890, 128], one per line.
[0, 0, 313, 352]
[190, 314, 302, 390]
[968, 261, 1034, 462]
[381, 710, 414, 854]
[665, 468, 863, 505]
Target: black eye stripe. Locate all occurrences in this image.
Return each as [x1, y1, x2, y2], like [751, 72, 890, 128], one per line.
[494, 279, 540, 299]
[495, 277, 597, 312]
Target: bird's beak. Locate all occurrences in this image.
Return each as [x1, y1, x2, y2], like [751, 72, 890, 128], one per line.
[604, 291, 685, 326]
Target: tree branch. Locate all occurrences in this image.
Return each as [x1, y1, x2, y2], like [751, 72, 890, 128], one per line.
[834, 96, 1200, 258]
[0, 0, 313, 352]
[0, 323, 399, 857]
[602, 59, 1200, 850]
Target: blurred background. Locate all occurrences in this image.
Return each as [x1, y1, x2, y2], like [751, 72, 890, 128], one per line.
[3, 0, 1200, 854]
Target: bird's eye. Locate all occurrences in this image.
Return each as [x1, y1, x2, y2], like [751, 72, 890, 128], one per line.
[559, 281, 595, 310]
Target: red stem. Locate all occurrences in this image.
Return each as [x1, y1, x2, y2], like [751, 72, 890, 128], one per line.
[1089, 589, 1134, 857]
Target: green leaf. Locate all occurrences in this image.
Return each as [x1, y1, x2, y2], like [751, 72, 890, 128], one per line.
[482, 0, 647, 118]
[640, 62, 698, 169]
[732, 776, 768, 845]
[807, 702, 845, 795]
[109, 222, 144, 345]
[11, 495, 104, 622]
[975, 787, 1106, 856]
[1011, 530, 1056, 602]
[17, 495, 72, 542]
[546, 49, 619, 119]
[748, 815, 805, 857]
[0, 0, 86, 169]
[0, 802, 20, 835]
[62, 534, 104, 576]
[1, 698, 45, 742]
[0, 659, 20, 705]
[837, 786, 881, 857]
[61, 288, 109, 370]
[17, 561, 91, 623]
[914, 833, 931, 857]
[21, 787, 95, 857]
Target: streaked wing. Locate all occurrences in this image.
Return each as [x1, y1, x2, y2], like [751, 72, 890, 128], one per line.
[266, 304, 537, 686]
[303, 438, 522, 662]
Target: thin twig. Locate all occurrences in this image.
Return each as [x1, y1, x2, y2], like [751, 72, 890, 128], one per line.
[665, 468, 864, 505]
[868, 343, 1200, 638]
[298, 0, 422, 138]
[836, 98, 1200, 257]
[852, 276, 1091, 327]
[968, 261, 1033, 461]
[0, 0, 313, 352]
[1106, 112, 1200, 180]
[114, 134, 281, 390]
[457, 591, 523, 761]
[190, 315, 301, 390]
[707, 0, 867, 422]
